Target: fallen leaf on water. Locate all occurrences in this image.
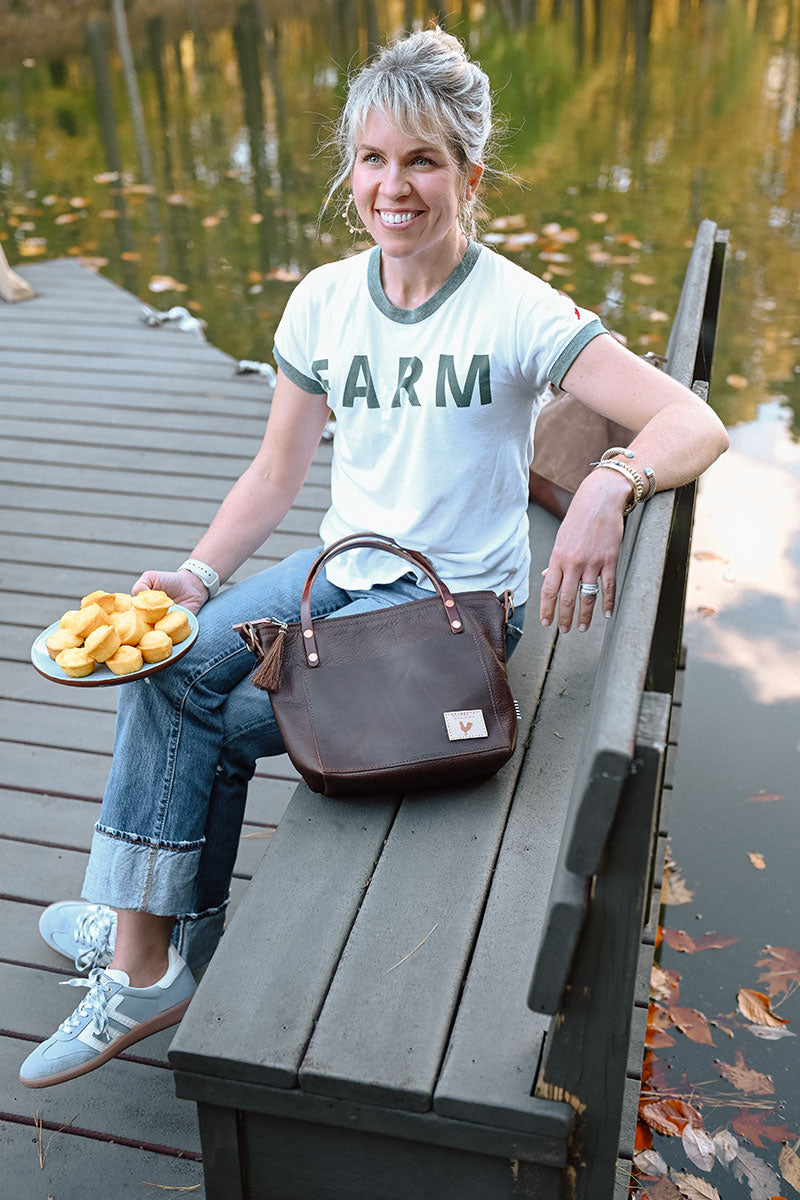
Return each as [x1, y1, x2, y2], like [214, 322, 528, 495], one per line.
[648, 309, 671, 322]
[201, 214, 222, 228]
[489, 213, 527, 231]
[747, 1025, 796, 1040]
[122, 183, 155, 195]
[662, 929, 698, 954]
[610, 253, 640, 266]
[710, 1016, 737, 1038]
[694, 932, 739, 951]
[589, 211, 608, 223]
[696, 606, 717, 618]
[630, 272, 656, 285]
[93, 170, 119, 184]
[731, 1145, 781, 1197]
[662, 867, 694, 906]
[749, 852, 767, 870]
[266, 267, 302, 282]
[715, 1049, 775, 1095]
[651, 965, 681, 1006]
[166, 192, 190, 206]
[645, 1177, 683, 1199]
[647, 1027, 677, 1048]
[778, 1142, 800, 1189]
[616, 232, 643, 248]
[634, 1147, 669, 1176]
[738, 989, 790, 1027]
[121, 251, 141, 261]
[726, 374, 749, 389]
[69, 196, 90, 208]
[757, 946, 800, 998]
[640, 1098, 703, 1137]
[148, 275, 188, 293]
[99, 209, 120, 219]
[693, 550, 728, 563]
[671, 1169, 722, 1198]
[54, 212, 81, 225]
[746, 792, 785, 803]
[681, 1125, 717, 1171]
[637, 1119, 654, 1152]
[670, 1006, 715, 1045]
[733, 1111, 798, 1150]
[539, 250, 572, 263]
[249, 212, 264, 223]
[18, 238, 47, 256]
[712, 1129, 739, 1164]
[77, 256, 109, 270]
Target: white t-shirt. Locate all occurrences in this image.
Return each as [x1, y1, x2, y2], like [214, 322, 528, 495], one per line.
[273, 241, 606, 604]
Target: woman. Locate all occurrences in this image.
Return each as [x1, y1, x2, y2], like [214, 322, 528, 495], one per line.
[20, 27, 728, 1088]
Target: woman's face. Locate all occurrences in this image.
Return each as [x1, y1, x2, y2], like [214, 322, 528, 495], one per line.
[350, 108, 481, 272]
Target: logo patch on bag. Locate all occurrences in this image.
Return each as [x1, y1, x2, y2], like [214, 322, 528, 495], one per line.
[444, 709, 488, 741]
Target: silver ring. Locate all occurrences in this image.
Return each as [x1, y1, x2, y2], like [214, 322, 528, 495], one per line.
[579, 582, 600, 597]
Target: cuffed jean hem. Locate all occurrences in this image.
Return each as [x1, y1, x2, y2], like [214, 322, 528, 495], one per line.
[82, 824, 202, 916]
[173, 901, 228, 971]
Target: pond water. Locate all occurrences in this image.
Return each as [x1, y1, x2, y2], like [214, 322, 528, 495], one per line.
[2, 1, 799, 1193]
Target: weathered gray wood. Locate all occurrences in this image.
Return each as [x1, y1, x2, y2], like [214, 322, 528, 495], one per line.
[2, 396, 272, 436]
[561, 221, 719, 878]
[211, 1107, 560, 1200]
[0, 1118, 205, 1200]
[434, 613, 606, 1129]
[169, 786, 401, 1088]
[534, 692, 671, 1200]
[0, 1035, 200, 1153]
[196, 1103, 244, 1200]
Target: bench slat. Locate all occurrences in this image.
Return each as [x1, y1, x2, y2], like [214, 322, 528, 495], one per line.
[168, 785, 400, 1088]
[433, 615, 606, 1128]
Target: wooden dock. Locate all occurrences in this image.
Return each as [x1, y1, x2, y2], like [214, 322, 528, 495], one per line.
[0, 258, 329, 1198]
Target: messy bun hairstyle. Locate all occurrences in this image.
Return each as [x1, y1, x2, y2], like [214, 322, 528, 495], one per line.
[326, 28, 495, 238]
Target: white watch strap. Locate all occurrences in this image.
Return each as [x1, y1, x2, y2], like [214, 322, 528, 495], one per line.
[178, 558, 220, 598]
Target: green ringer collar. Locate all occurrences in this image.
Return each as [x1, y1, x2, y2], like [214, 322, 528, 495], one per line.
[368, 239, 481, 324]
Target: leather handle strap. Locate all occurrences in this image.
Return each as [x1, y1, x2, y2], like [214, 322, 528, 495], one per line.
[300, 533, 464, 668]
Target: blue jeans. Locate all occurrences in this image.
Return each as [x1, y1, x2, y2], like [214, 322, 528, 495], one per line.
[81, 546, 525, 968]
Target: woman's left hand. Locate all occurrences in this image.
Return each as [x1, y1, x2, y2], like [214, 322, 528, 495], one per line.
[539, 468, 631, 632]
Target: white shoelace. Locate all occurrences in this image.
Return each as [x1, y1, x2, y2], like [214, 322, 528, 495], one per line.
[73, 906, 116, 971]
[58, 971, 115, 1040]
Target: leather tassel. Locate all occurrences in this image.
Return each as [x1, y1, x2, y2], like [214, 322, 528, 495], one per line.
[251, 627, 286, 691]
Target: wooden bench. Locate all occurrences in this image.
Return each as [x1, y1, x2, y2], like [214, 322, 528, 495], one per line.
[169, 219, 728, 1200]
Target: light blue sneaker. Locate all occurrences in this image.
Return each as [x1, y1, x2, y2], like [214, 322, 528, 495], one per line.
[39, 901, 117, 972]
[20, 944, 195, 1088]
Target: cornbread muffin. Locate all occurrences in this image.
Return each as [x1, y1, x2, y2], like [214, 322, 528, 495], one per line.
[81, 590, 116, 615]
[133, 589, 171, 623]
[113, 592, 134, 612]
[139, 630, 173, 663]
[55, 647, 96, 678]
[155, 609, 191, 644]
[59, 609, 82, 630]
[70, 603, 108, 639]
[84, 624, 122, 663]
[46, 629, 83, 660]
[106, 645, 144, 676]
[111, 608, 148, 645]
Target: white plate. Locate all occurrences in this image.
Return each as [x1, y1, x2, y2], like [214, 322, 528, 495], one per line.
[30, 605, 199, 688]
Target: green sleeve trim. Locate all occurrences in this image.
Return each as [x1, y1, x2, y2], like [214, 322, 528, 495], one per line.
[548, 320, 608, 388]
[273, 346, 327, 394]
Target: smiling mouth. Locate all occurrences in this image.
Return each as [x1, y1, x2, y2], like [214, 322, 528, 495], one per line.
[377, 210, 422, 226]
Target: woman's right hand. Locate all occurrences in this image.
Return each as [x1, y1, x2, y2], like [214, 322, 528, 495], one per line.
[132, 570, 210, 615]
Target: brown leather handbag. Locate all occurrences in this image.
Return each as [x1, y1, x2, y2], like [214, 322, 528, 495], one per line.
[235, 533, 518, 797]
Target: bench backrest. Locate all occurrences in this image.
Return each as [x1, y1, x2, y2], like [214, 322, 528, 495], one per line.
[528, 219, 728, 1015]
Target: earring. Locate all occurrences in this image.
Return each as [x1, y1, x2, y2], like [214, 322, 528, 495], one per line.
[342, 192, 366, 235]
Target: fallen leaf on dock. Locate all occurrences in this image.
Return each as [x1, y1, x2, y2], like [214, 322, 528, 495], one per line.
[748, 852, 767, 870]
[715, 1048, 775, 1094]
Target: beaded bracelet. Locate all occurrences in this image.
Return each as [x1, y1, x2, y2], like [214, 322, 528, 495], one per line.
[593, 459, 645, 515]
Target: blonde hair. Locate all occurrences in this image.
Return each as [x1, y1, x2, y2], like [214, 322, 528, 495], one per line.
[326, 28, 495, 238]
